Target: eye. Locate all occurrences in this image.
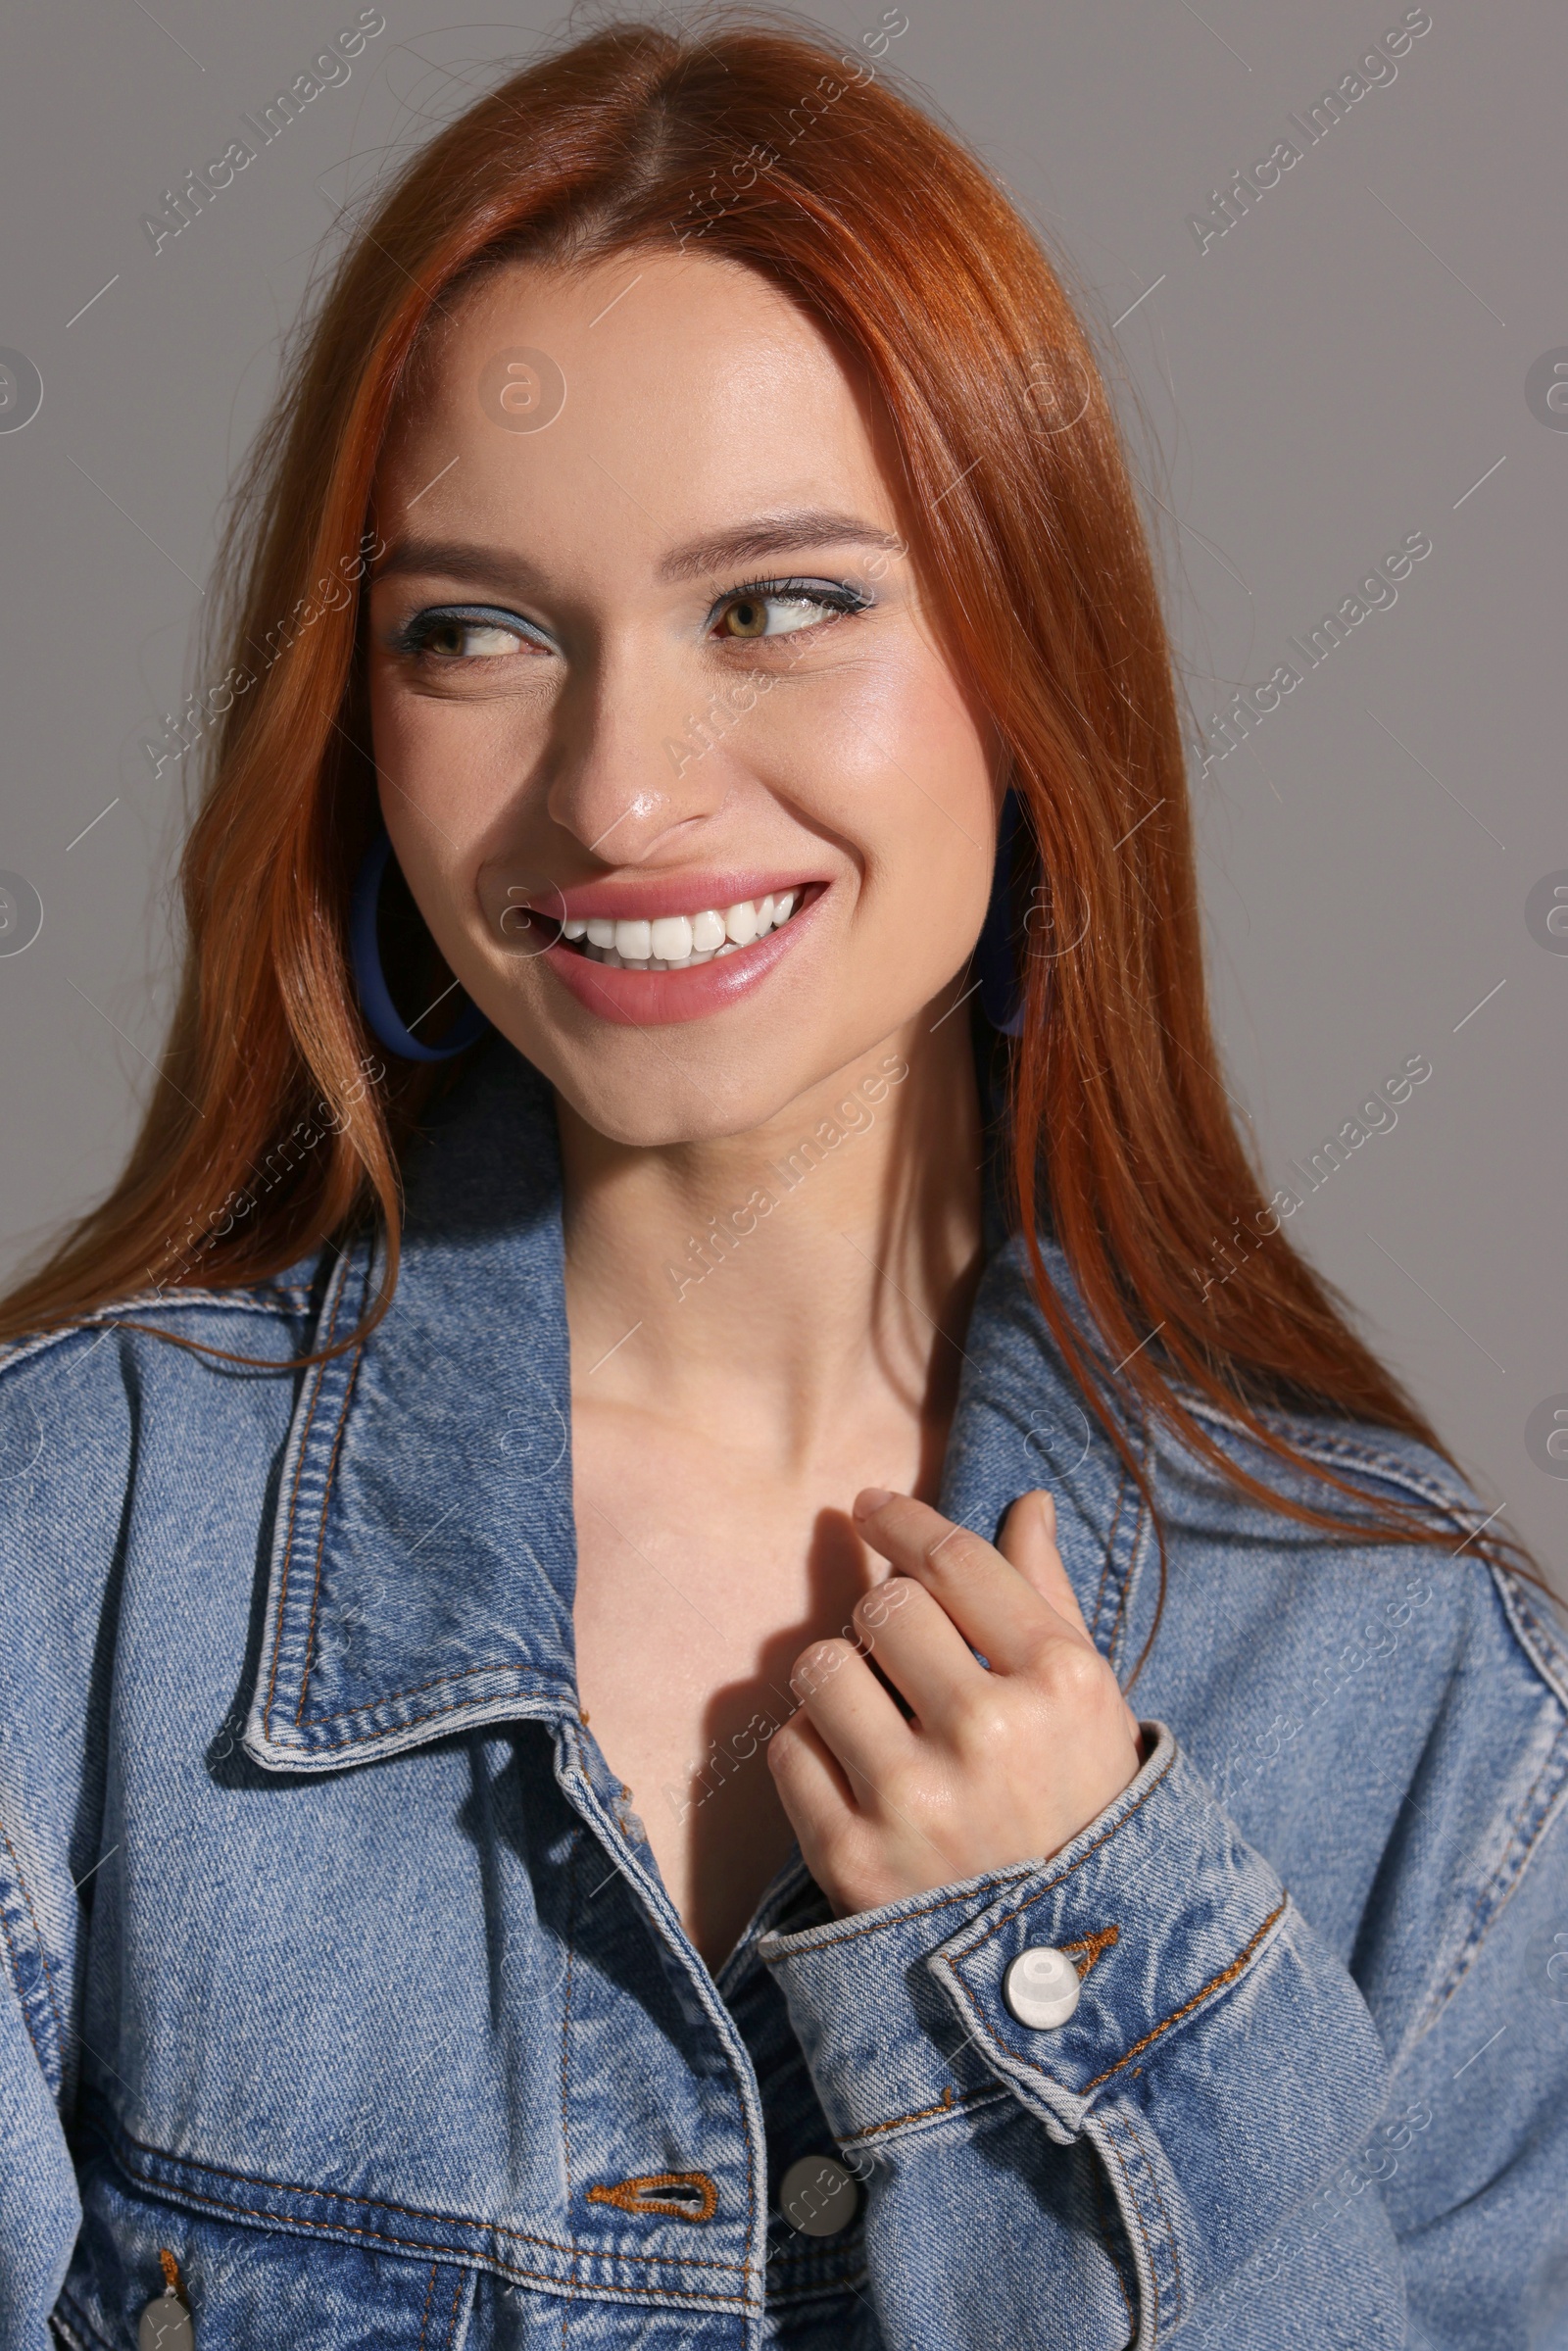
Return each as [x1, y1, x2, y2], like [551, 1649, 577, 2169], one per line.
[712, 577, 871, 642]
[393, 604, 547, 661]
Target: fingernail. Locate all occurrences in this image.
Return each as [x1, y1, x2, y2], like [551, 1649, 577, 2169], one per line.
[854, 1487, 896, 1516]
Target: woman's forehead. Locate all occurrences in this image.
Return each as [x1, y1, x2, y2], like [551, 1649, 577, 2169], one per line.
[374, 250, 902, 553]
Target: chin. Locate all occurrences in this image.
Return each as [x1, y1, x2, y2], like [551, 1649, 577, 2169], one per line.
[498, 998, 914, 1151]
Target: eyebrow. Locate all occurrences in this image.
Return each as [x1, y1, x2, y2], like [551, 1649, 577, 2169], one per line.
[657, 509, 906, 582]
[372, 509, 906, 596]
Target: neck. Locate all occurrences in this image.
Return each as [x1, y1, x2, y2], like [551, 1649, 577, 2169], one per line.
[557, 1010, 987, 1473]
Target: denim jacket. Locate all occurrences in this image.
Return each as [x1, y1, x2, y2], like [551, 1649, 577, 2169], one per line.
[2, 1041, 1565, 2351]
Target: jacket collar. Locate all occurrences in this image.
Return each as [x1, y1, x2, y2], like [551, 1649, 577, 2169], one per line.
[243, 1039, 1151, 1775]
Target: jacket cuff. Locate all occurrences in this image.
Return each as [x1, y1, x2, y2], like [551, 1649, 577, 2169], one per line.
[759, 1722, 1290, 2151]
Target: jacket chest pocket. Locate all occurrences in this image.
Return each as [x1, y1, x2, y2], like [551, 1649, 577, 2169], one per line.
[58, 2149, 476, 2351]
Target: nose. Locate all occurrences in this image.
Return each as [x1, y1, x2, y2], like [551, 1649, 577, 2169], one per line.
[544, 641, 734, 866]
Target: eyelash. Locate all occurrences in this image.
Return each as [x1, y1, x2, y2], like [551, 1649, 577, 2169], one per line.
[390, 575, 874, 664]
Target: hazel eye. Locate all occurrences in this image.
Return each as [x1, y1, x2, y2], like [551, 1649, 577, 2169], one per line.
[422, 617, 526, 659]
[393, 603, 548, 663]
[716, 587, 859, 640]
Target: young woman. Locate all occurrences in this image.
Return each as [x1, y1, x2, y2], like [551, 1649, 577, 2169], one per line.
[2, 18, 1563, 2350]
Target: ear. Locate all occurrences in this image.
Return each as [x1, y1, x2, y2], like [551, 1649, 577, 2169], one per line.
[997, 1489, 1092, 1638]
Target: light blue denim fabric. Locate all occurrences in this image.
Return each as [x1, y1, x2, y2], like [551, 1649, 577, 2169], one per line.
[1, 1040, 1564, 2350]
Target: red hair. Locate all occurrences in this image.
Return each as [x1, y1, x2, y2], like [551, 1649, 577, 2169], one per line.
[1, 10, 1534, 1654]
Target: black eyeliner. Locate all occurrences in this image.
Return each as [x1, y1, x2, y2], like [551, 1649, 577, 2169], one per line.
[712, 573, 875, 619]
[390, 602, 550, 657]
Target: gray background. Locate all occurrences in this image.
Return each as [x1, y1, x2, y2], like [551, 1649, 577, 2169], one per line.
[1, 0, 1562, 1590]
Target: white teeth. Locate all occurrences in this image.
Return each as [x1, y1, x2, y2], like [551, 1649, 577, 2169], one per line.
[575, 892, 807, 968]
[650, 913, 693, 963]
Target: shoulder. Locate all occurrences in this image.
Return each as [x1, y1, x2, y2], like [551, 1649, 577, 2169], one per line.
[0, 1267, 322, 1677]
[1175, 1381, 1565, 1700]
[0, 1253, 323, 1427]
[1156, 1388, 1568, 2050]
[981, 1228, 1566, 1700]
[0, 1265, 317, 1382]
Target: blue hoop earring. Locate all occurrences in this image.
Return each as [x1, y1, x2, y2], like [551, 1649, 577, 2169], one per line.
[349, 825, 491, 1063]
[976, 785, 1027, 1036]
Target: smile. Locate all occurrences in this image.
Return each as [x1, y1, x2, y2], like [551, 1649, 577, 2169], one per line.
[532, 879, 826, 1028]
[564, 890, 804, 970]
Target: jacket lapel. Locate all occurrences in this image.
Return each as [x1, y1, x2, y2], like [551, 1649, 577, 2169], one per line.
[244, 1046, 580, 1772]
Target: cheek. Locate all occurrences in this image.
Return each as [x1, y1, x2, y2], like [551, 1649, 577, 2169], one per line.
[770, 652, 997, 978]
[368, 667, 528, 833]
[367, 666, 559, 940]
[365, 671, 510, 968]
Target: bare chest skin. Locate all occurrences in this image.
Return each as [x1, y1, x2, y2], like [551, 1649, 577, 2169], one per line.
[570, 1397, 946, 1972]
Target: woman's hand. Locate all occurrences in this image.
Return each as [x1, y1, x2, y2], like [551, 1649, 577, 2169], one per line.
[768, 1488, 1146, 1919]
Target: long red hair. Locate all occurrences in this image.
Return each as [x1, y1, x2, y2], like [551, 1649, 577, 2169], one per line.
[1, 10, 1534, 1650]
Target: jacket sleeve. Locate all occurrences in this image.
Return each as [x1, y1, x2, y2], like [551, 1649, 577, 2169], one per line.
[760, 1710, 1567, 2349]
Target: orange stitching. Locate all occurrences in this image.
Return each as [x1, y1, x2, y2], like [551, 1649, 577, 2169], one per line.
[96, 2173, 753, 2306]
[958, 1748, 1178, 1953]
[841, 2081, 1001, 2145]
[295, 1250, 373, 1723]
[1104, 1482, 1146, 1671]
[95, 2111, 750, 2275]
[1062, 1923, 1119, 1980]
[444, 2269, 464, 2349]
[586, 2173, 719, 2224]
[416, 2259, 437, 2351]
[264, 1255, 351, 1735]
[1079, 1896, 1287, 2094]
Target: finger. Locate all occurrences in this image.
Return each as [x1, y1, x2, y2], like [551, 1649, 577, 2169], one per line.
[768, 1709, 859, 1828]
[998, 1490, 1141, 1744]
[790, 1637, 913, 1796]
[851, 1572, 987, 1731]
[854, 1490, 1074, 1674]
[998, 1490, 1092, 1640]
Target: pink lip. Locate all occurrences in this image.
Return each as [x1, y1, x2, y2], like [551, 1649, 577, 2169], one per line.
[534, 870, 829, 923]
[542, 884, 826, 1027]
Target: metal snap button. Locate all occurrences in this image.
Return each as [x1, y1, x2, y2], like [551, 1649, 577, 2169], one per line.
[1003, 1943, 1082, 2030]
[779, 2152, 858, 2236]
[138, 2289, 194, 2351]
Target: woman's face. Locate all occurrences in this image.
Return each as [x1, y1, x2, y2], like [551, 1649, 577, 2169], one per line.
[367, 249, 1003, 1145]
